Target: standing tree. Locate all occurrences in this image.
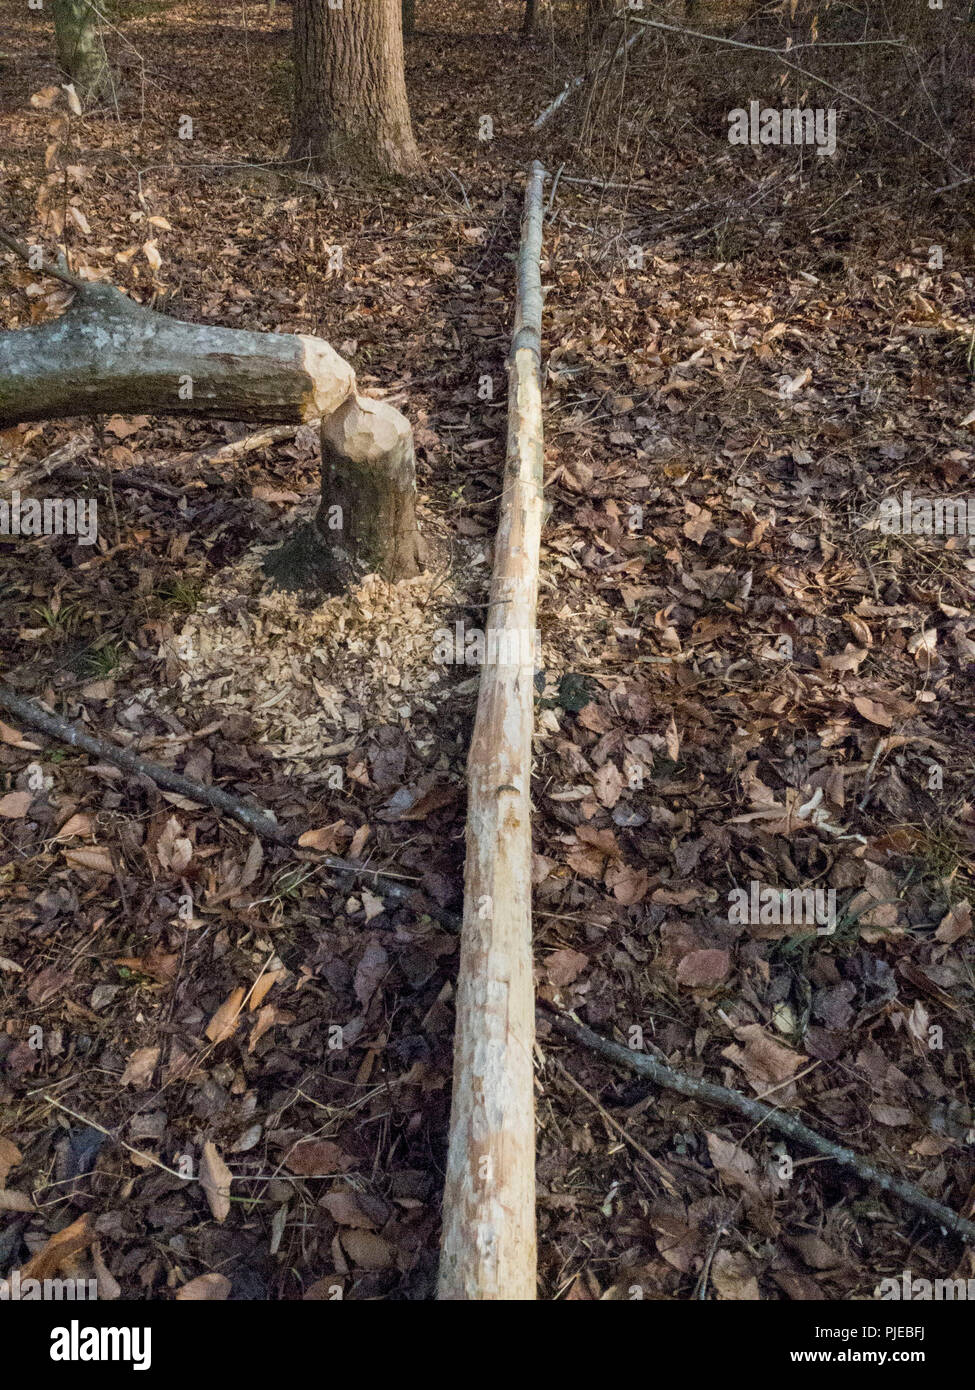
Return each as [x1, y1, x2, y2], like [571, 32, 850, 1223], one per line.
[402, 0, 416, 41]
[53, 0, 111, 105]
[290, 0, 420, 177]
[522, 0, 536, 35]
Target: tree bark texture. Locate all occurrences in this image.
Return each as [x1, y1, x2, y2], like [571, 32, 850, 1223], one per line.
[290, 0, 420, 177]
[54, 0, 111, 104]
[438, 163, 547, 1302]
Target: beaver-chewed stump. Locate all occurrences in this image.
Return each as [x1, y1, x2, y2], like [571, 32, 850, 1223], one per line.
[0, 274, 426, 597]
[264, 394, 425, 594]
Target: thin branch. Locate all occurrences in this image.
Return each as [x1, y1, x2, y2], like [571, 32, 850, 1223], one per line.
[626, 15, 968, 179]
[541, 1004, 975, 1245]
[0, 684, 459, 928]
[0, 228, 89, 293]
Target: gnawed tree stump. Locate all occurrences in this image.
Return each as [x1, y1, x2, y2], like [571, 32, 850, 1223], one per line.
[265, 393, 423, 592]
[0, 276, 423, 591]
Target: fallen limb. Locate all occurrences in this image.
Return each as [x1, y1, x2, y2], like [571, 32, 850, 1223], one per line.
[0, 281, 354, 428]
[541, 1005, 975, 1245]
[533, 21, 647, 130]
[0, 683, 458, 928]
[438, 162, 547, 1302]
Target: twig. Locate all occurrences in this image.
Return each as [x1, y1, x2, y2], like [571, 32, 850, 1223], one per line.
[551, 1055, 680, 1196]
[0, 228, 89, 293]
[626, 15, 968, 179]
[533, 22, 647, 131]
[0, 684, 459, 928]
[196, 425, 300, 465]
[541, 1004, 975, 1244]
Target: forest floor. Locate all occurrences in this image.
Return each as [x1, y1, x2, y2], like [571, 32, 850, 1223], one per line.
[1, 0, 975, 1301]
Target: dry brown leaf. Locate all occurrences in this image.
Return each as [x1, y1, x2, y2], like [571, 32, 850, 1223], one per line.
[936, 901, 972, 944]
[545, 948, 589, 986]
[63, 844, 114, 874]
[0, 1136, 22, 1185]
[205, 986, 246, 1043]
[120, 1046, 160, 1089]
[339, 1228, 393, 1270]
[853, 696, 893, 728]
[0, 719, 40, 749]
[55, 812, 95, 840]
[21, 1213, 91, 1280]
[593, 761, 623, 808]
[0, 791, 32, 819]
[298, 820, 348, 852]
[676, 949, 731, 988]
[199, 1141, 232, 1222]
[176, 1273, 232, 1300]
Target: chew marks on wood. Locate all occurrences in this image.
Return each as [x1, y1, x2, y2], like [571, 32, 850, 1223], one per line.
[438, 162, 547, 1301]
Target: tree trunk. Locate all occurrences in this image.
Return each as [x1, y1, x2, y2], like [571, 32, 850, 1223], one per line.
[437, 164, 547, 1302]
[53, 0, 111, 105]
[522, 0, 537, 35]
[0, 282, 422, 591]
[402, 0, 416, 40]
[290, 0, 420, 178]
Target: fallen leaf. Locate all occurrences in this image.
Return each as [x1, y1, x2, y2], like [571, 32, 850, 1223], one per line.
[354, 941, 388, 1009]
[676, 949, 731, 988]
[205, 986, 246, 1043]
[176, 1273, 232, 1301]
[0, 791, 32, 818]
[936, 901, 972, 944]
[120, 1046, 160, 1089]
[0, 1136, 22, 1185]
[853, 696, 893, 728]
[63, 844, 114, 874]
[21, 1213, 91, 1280]
[545, 948, 589, 986]
[199, 1141, 232, 1222]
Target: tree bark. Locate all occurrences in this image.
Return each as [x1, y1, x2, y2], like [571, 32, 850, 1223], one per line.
[264, 394, 423, 592]
[53, 0, 111, 105]
[438, 164, 547, 1302]
[402, 0, 416, 40]
[522, 0, 537, 35]
[290, 0, 420, 178]
[0, 283, 354, 427]
[0, 282, 423, 590]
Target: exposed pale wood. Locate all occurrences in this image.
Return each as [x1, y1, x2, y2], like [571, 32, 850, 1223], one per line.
[438, 162, 547, 1302]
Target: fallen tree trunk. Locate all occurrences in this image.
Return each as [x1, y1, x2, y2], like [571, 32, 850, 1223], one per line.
[0, 281, 354, 427]
[0, 268, 422, 588]
[438, 162, 547, 1302]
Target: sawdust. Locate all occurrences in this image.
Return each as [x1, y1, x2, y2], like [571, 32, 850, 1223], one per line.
[161, 543, 481, 776]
